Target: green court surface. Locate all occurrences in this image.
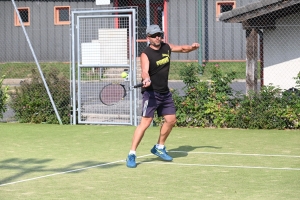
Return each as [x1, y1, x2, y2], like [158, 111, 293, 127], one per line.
[0, 124, 299, 200]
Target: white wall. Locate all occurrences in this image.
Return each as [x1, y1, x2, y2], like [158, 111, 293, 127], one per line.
[264, 12, 300, 90]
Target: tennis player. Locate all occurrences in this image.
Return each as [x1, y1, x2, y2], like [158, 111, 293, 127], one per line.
[126, 24, 200, 168]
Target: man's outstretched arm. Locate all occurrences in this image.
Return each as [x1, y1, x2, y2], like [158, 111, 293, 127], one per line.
[169, 43, 200, 53]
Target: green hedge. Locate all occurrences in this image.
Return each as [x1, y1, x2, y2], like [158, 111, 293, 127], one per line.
[0, 75, 9, 119]
[10, 68, 70, 124]
[154, 63, 300, 129]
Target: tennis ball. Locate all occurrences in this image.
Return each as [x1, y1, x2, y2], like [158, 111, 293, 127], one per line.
[121, 72, 128, 78]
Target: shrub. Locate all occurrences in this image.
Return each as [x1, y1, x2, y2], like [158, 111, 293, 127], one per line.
[154, 63, 236, 127]
[154, 62, 300, 129]
[10, 68, 70, 124]
[170, 63, 236, 128]
[0, 75, 9, 119]
[229, 86, 300, 129]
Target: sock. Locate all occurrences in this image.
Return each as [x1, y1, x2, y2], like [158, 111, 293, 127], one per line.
[156, 144, 165, 149]
[129, 150, 136, 155]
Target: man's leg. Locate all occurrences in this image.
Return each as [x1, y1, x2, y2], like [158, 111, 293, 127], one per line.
[126, 117, 152, 168]
[130, 117, 153, 151]
[157, 114, 176, 145]
[150, 114, 176, 161]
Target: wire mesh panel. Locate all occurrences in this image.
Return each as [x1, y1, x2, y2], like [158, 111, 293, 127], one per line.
[1, 0, 300, 124]
[71, 8, 139, 125]
[219, 0, 300, 92]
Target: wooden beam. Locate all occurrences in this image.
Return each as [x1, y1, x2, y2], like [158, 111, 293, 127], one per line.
[242, 17, 276, 30]
[246, 28, 258, 94]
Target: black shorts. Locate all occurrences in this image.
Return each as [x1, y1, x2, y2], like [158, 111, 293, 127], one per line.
[142, 90, 176, 117]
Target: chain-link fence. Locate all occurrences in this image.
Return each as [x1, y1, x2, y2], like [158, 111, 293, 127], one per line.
[1, 0, 299, 124]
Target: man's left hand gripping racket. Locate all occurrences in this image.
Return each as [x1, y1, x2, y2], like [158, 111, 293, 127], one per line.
[99, 83, 143, 106]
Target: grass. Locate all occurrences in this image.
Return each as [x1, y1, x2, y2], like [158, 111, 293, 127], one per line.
[0, 123, 299, 199]
[0, 62, 70, 79]
[169, 61, 261, 80]
[0, 61, 260, 81]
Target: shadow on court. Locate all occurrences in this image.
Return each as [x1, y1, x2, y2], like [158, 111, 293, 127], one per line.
[0, 158, 122, 186]
[168, 145, 222, 158]
[140, 145, 222, 164]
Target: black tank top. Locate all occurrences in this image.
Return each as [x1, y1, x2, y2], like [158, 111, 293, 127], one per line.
[141, 42, 171, 93]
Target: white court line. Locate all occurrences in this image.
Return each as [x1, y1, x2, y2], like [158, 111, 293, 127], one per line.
[169, 151, 300, 158]
[1, 151, 299, 187]
[0, 154, 152, 187]
[140, 161, 300, 171]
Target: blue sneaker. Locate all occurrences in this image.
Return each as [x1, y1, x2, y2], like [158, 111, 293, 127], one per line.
[151, 145, 173, 161]
[126, 154, 137, 168]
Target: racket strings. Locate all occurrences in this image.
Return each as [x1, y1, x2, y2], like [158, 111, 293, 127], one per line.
[99, 84, 126, 106]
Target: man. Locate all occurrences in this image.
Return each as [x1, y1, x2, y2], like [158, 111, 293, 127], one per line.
[126, 24, 200, 168]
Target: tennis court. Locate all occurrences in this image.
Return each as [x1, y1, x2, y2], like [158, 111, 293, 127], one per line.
[0, 124, 299, 199]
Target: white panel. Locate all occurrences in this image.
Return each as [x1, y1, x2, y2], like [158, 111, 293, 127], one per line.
[95, 0, 110, 5]
[81, 43, 101, 65]
[81, 29, 128, 65]
[98, 28, 128, 64]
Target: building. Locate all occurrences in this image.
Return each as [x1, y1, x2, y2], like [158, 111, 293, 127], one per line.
[219, 0, 300, 90]
[0, 0, 257, 62]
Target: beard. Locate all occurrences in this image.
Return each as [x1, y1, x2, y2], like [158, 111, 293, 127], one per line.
[150, 41, 161, 48]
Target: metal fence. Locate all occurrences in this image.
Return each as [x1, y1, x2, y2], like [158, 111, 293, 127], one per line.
[1, 0, 300, 124]
[71, 8, 141, 125]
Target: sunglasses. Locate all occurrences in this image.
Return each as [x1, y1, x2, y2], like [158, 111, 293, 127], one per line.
[148, 33, 162, 38]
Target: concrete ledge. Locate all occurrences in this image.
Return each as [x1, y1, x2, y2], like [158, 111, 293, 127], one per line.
[2, 79, 25, 86]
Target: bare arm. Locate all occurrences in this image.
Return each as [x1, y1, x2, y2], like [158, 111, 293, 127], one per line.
[140, 53, 151, 87]
[169, 43, 200, 53]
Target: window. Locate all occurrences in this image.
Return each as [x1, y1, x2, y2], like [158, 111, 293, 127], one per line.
[54, 6, 70, 25]
[216, 1, 236, 21]
[14, 7, 30, 26]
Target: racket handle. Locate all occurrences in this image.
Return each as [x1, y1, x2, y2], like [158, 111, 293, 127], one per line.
[134, 83, 144, 88]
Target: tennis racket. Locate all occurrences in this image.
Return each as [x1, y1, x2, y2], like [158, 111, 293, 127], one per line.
[99, 83, 143, 106]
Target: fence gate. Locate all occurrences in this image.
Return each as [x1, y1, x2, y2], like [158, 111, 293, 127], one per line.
[71, 8, 140, 125]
